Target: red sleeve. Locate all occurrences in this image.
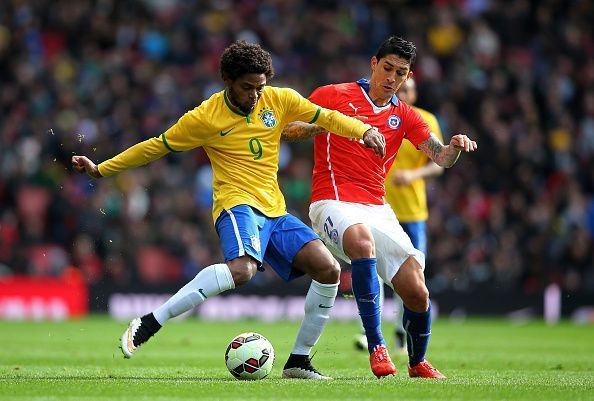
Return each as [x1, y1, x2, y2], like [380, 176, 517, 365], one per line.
[402, 103, 431, 148]
[308, 85, 335, 108]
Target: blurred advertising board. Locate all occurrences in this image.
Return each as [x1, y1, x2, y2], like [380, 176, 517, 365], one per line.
[0, 269, 88, 320]
[89, 282, 593, 324]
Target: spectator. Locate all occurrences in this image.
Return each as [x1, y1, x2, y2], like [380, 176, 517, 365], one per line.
[0, 0, 592, 291]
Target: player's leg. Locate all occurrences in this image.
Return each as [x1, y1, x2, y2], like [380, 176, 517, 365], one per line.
[392, 288, 406, 352]
[396, 221, 427, 353]
[343, 224, 387, 354]
[368, 204, 443, 378]
[263, 213, 338, 379]
[353, 277, 386, 351]
[120, 205, 263, 358]
[309, 201, 395, 378]
[288, 238, 341, 368]
[391, 257, 445, 378]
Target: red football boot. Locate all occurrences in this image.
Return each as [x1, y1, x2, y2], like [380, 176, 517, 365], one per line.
[408, 360, 446, 379]
[370, 345, 397, 378]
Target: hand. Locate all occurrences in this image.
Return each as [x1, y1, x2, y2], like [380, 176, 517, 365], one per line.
[450, 134, 477, 152]
[362, 128, 386, 158]
[72, 155, 101, 178]
[393, 170, 416, 185]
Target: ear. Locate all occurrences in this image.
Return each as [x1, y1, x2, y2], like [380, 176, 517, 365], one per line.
[407, 70, 414, 79]
[370, 56, 378, 72]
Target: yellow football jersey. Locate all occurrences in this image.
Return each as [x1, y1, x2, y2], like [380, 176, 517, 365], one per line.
[98, 86, 371, 222]
[384, 106, 443, 223]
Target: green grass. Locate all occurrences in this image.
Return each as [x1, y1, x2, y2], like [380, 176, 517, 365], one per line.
[0, 316, 592, 400]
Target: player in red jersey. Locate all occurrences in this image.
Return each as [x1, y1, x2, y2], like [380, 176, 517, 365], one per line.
[282, 36, 476, 379]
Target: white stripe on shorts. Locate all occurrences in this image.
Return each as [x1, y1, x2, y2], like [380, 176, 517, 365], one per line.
[227, 210, 245, 257]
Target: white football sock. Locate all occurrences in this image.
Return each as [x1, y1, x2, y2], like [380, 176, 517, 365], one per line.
[291, 280, 338, 355]
[153, 263, 235, 325]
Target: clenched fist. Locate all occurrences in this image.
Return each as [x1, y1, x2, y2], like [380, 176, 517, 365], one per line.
[362, 128, 386, 158]
[72, 155, 101, 178]
[450, 134, 477, 152]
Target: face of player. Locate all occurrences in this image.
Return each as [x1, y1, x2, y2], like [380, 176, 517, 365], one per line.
[369, 54, 412, 105]
[225, 73, 267, 114]
[397, 78, 418, 105]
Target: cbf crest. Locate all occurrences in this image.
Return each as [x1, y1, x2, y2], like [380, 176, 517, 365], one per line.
[387, 115, 401, 129]
[258, 107, 277, 128]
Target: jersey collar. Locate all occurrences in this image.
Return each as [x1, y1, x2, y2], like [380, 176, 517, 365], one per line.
[356, 78, 399, 107]
[223, 90, 252, 123]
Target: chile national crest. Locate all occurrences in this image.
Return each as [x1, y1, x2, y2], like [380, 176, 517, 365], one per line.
[388, 115, 401, 129]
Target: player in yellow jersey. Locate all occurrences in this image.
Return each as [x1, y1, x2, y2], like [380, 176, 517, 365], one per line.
[386, 77, 444, 352]
[72, 41, 386, 380]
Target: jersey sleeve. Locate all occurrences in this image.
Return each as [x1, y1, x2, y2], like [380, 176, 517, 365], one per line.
[403, 105, 432, 148]
[281, 87, 370, 139]
[161, 105, 212, 152]
[97, 136, 169, 177]
[97, 103, 212, 177]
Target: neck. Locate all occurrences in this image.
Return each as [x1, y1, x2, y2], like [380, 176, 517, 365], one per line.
[226, 90, 250, 115]
[367, 85, 392, 107]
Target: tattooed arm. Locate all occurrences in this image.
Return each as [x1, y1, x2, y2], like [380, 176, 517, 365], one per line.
[418, 133, 477, 168]
[281, 122, 326, 142]
[282, 121, 386, 157]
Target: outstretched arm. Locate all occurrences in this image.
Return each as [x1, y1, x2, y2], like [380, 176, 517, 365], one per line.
[72, 136, 169, 178]
[418, 133, 477, 168]
[282, 87, 386, 156]
[281, 121, 386, 157]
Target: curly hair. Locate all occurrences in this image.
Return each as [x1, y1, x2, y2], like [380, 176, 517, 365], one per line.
[220, 41, 275, 82]
[375, 36, 417, 66]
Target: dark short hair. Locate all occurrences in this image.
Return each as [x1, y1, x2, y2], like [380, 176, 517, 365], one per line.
[375, 36, 417, 66]
[220, 41, 275, 82]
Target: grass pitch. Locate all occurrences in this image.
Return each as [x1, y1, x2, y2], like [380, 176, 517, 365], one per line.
[0, 316, 592, 400]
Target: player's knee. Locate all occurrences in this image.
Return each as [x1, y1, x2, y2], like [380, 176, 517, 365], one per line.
[227, 257, 258, 286]
[313, 257, 340, 284]
[230, 265, 257, 286]
[345, 238, 375, 260]
[329, 259, 341, 282]
[406, 285, 430, 312]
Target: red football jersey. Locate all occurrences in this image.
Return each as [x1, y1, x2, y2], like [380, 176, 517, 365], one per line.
[310, 79, 431, 205]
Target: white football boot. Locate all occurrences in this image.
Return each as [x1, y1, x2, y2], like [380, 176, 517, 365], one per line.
[120, 318, 142, 358]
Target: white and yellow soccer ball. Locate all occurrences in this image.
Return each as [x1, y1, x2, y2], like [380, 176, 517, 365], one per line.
[225, 332, 275, 380]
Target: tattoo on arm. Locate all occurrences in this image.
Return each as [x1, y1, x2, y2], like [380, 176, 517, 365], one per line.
[281, 122, 325, 142]
[418, 134, 461, 168]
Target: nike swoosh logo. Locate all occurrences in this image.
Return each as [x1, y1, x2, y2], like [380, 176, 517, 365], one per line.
[198, 289, 207, 299]
[318, 304, 333, 308]
[220, 128, 234, 136]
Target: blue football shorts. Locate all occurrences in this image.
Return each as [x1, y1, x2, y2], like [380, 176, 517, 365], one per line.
[215, 205, 319, 281]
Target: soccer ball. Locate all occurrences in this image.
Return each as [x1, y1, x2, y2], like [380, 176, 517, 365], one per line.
[225, 332, 275, 380]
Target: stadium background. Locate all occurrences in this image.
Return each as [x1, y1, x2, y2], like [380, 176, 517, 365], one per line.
[0, 0, 593, 322]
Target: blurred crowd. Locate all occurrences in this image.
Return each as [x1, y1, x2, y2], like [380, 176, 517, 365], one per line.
[0, 0, 593, 293]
